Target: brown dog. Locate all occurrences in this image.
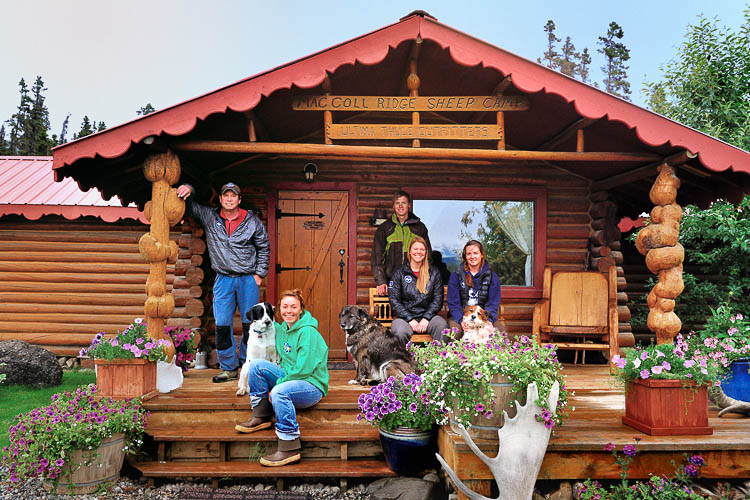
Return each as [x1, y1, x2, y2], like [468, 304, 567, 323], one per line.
[461, 305, 496, 344]
[338, 305, 416, 385]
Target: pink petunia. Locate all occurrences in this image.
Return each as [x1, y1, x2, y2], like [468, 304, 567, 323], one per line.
[651, 366, 663, 375]
[639, 369, 650, 379]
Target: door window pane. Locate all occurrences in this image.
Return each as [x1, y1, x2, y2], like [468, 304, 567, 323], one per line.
[413, 199, 534, 286]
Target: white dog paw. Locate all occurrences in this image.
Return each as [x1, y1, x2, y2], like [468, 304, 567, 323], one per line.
[236, 388, 247, 396]
[348, 379, 359, 385]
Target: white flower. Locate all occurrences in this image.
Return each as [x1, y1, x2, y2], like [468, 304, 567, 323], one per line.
[633, 358, 641, 369]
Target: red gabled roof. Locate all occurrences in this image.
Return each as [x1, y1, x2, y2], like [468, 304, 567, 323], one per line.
[52, 13, 750, 177]
[0, 156, 146, 222]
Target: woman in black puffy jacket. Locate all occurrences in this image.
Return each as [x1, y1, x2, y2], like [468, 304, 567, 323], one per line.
[388, 236, 448, 345]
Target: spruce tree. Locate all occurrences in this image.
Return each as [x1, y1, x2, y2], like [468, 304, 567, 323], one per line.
[598, 21, 631, 100]
[0, 125, 8, 155]
[27, 76, 53, 155]
[557, 37, 578, 77]
[136, 103, 156, 116]
[7, 78, 31, 154]
[74, 116, 94, 139]
[539, 20, 560, 69]
[58, 114, 71, 145]
[577, 48, 592, 83]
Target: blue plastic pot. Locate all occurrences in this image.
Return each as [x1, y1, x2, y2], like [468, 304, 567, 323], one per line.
[378, 426, 436, 475]
[721, 359, 750, 402]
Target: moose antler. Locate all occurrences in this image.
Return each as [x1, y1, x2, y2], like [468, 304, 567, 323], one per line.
[709, 385, 750, 417]
[436, 381, 560, 500]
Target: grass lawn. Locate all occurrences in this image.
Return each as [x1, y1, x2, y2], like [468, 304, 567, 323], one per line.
[0, 370, 96, 451]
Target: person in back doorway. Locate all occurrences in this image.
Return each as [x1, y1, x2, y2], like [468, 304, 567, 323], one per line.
[446, 240, 504, 337]
[388, 236, 448, 345]
[176, 182, 270, 383]
[371, 190, 431, 296]
[234, 289, 329, 467]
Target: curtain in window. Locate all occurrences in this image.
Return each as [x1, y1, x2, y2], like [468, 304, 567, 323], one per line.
[489, 202, 534, 285]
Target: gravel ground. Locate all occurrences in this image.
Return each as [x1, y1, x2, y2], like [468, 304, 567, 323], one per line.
[0, 465, 382, 500]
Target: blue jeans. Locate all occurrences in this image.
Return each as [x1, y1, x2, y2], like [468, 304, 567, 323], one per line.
[213, 274, 259, 371]
[248, 359, 323, 440]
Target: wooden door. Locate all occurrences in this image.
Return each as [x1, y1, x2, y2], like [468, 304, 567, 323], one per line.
[276, 191, 349, 360]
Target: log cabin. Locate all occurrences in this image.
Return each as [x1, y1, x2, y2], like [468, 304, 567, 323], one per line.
[0, 156, 205, 356]
[42, 10, 750, 493]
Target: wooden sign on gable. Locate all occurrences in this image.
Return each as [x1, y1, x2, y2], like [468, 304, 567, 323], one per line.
[292, 95, 528, 112]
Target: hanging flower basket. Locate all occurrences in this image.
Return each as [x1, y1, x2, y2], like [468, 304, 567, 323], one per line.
[622, 378, 712, 436]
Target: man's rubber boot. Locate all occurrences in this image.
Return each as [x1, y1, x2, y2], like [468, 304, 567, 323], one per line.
[259, 438, 302, 466]
[235, 397, 273, 433]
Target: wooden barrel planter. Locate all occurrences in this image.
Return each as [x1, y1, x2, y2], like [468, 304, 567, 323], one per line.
[43, 432, 126, 494]
[95, 358, 157, 399]
[450, 374, 524, 440]
[622, 378, 712, 436]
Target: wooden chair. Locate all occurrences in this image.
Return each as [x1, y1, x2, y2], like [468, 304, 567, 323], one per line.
[369, 287, 448, 343]
[532, 266, 619, 363]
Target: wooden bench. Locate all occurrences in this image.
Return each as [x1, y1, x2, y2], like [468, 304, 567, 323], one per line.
[369, 287, 448, 343]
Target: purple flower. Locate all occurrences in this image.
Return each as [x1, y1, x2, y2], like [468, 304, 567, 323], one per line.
[684, 360, 695, 368]
[651, 366, 663, 375]
[544, 419, 555, 429]
[475, 403, 485, 412]
[409, 403, 418, 413]
[661, 361, 671, 370]
[55, 458, 65, 467]
[473, 370, 482, 379]
[603, 442, 616, 452]
[622, 445, 637, 457]
[689, 454, 705, 466]
[639, 369, 650, 379]
[684, 464, 699, 477]
[640, 351, 649, 361]
[611, 355, 626, 369]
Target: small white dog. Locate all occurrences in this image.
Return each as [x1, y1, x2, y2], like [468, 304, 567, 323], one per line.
[461, 305, 496, 344]
[236, 302, 278, 396]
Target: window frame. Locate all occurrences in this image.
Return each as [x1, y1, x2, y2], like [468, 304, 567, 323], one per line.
[409, 186, 547, 299]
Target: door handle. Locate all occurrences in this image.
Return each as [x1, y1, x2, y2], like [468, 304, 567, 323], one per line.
[338, 248, 345, 284]
[276, 264, 311, 274]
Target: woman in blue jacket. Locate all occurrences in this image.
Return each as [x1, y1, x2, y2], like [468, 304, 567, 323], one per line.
[388, 236, 448, 345]
[446, 240, 503, 337]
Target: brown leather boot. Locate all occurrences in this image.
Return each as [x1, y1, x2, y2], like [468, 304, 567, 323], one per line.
[235, 397, 273, 433]
[259, 438, 301, 466]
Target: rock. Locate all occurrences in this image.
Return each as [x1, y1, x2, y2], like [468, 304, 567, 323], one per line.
[58, 357, 67, 367]
[0, 340, 63, 387]
[367, 477, 447, 500]
[549, 481, 573, 500]
[65, 358, 76, 369]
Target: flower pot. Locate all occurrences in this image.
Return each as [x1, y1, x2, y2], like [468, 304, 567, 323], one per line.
[721, 359, 750, 402]
[379, 426, 436, 475]
[622, 378, 712, 436]
[450, 373, 522, 440]
[95, 358, 157, 399]
[43, 432, 126, 494]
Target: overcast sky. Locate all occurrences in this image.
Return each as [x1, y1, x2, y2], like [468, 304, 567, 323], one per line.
[1, 1, 745, 138]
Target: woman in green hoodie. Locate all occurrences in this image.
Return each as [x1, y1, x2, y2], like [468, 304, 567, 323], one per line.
[234, 289, 329, 467]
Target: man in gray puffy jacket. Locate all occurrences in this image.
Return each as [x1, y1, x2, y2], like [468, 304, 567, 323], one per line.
[177, 182, 270, 383]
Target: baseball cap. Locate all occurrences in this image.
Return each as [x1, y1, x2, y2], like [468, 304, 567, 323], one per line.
[220, 182, 241, 195]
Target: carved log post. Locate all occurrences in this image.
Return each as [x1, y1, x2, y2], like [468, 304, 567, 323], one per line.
[636, 165, 684, 344]
[140, 150, 185, 359]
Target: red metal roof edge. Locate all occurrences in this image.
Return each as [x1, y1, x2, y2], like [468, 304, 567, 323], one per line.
[52, 14, 750, 176]
[0, 205, 147, 223]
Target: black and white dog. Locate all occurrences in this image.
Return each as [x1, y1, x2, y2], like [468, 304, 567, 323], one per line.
[236, 302, 278, 396]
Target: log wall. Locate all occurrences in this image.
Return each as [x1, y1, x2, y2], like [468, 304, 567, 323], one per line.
[0, 215, 205, 356]
[202, 159, 595, 337]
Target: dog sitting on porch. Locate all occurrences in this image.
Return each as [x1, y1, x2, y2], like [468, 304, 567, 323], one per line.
[236, 302, 278, 397]
[460, 305, 496, 344]
[338, 305, 416, 385]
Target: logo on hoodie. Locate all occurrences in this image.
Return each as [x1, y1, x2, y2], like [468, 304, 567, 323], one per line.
[283, 342, 292, 353]
[404, 275, 413, 284]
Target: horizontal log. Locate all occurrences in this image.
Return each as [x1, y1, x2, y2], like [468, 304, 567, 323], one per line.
[589, 191, 609, 202]
[609, 241, 621, 251]
[0, 240, 139, 254]
[174, 140, 662, 163]
[590, 201, 617, 219]
[0, 272, 166, 285]
[185, 267, 205, 285]
[547, 249, 589, 264]
[184, 299, 205, 317]
[189, 238, 207, 255]
[173, 286, 203, 299]
[618, 305, 631, 322]
[591, 218, 619, 231]
[590, 246, 612, 258]
[2, 312, 146, 324]
[0, 323, 128, 335]
[0, 302, 194, 319]
[617, 292, 629, 303]
[591, 256, 616, 272]
[0, 281, 147, 293]
[0, 251, 147, 264]
[0, 229, 142, 244]
[191, 255, 203, 266]
[0, 291, 146, 306]
[589, 230, 607, 247]
[611, 251, 624, 266]
[0, 261, 150, 274]
[548, 225, 591, 240]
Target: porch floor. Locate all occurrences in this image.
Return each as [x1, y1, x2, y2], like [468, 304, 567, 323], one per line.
[133, 364, 750, 490]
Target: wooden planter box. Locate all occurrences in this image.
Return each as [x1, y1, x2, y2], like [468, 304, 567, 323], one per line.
[622, 378, 712, 436]
[95, 358, 157, 399]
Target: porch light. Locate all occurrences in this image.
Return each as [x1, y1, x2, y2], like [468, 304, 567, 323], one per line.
[304, 162, 318, 182]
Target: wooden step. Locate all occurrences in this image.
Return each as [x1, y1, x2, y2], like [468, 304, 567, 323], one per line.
[131, 459, 397, 487]
[147, 423, 380, 442]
